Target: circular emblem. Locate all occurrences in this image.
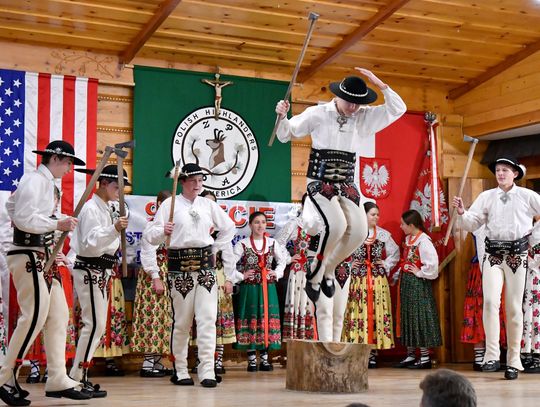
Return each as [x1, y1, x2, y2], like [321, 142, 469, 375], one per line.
[172, 107, 259, 199]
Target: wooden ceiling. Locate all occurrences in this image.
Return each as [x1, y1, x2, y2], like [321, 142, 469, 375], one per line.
[2, 0, 540, 98]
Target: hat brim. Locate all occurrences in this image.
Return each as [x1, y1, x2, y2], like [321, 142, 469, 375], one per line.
[33, 150, 86, 166]
[75, 168, 131, 186]
[488, 159, 524, 180]
[329, 81, 378, 105]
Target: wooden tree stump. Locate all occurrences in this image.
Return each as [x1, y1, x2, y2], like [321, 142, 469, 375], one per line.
[286, 339, 371, 393]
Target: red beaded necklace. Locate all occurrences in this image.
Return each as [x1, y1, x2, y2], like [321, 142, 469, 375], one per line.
[250, 235, 267, 255]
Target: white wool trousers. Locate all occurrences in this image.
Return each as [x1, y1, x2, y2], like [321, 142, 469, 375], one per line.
[168, 270, 218, 382]
[482, 253, 528, 370]
[316, 277, 351, 342]
[70, 266, 110, 382]
[0, 250, 80, 392]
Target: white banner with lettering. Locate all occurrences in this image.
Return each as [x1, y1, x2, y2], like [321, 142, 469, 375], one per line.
[124, 195, 298, 266]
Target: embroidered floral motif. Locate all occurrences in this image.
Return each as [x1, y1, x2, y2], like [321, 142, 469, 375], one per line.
[83, 273, 98, 286]
[505, 254, 522, 274]
[488, 254, 503, 267]
[335, 261, 350, 288]
[340, 182, 361, 205]
[197, 270, 216, 293]
[173, 272, 194, 298]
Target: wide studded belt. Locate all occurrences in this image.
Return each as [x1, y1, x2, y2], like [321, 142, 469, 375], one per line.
[13, 227, 54, 247]
[75, 254, 118, 271]
[307, 148, 356, 183]
[168, 246, 214, 273]
[485, 236, 529, 256]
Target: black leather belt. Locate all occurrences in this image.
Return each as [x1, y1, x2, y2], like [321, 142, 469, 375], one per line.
[307, 148, 355, 183]
[485, 236, 529, 256]
[13, 227, 54, 247]
[75, 254, 118, 270]
[168, 246, 214, 273]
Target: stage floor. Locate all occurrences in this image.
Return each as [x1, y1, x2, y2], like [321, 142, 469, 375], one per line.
[18, 364, 538, 407]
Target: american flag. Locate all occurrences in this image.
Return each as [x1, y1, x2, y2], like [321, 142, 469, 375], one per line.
[0, 68, 97, 216]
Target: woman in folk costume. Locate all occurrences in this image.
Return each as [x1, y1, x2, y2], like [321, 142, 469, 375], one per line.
[275, 194, 317, 340]
[342, 202, 399, 367]
[275, 68, 406, 342]
[521, 216, 540, 373]
[394, 210, 442, 369]
[69, 164, 130, 398]
[460, 226, 507, 371]
[232, 212, 287, 372]
[0, 140, 89, 406]
[131, 190, 173, 377]
[145, 163, 235, 388]
[453, 156, 540, 380]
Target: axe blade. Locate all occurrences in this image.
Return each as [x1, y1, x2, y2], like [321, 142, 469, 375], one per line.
[114, 140, 135, 149]
[114, 148, 128, 159]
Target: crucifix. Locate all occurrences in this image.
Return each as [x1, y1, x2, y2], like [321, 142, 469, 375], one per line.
[201, 73, 233, 120]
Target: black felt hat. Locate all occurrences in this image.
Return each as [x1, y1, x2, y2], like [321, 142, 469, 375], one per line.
[33, 140, 85, 166]
[76, 164, 131, 186]
[329, 76, 378, 105]
[488, 156, 526, 181]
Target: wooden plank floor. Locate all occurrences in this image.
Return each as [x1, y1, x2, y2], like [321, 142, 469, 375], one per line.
[17, 364, 540, 407]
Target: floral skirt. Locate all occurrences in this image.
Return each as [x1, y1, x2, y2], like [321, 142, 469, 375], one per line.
[342, 273, 394, 349]
[234, 282, 281, 350]
[130, 265, 172, 354]
[282, 265, 316, 340]
[522, 267, 540, 353]
[461, 262, 507, 345]
[216, 267, 236, 345]
[92, 275, 129, 358]
[399, 272, 442, 348]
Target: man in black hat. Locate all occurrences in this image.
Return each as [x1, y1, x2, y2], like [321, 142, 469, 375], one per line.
[0, 140, 90, 406]
[145, 163, 235, 388]
[68, 164, 130, 397]
[274, 67, 406, 342]
[453, 156, 540, 380]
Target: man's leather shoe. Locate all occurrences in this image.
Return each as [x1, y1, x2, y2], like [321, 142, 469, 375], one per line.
[393, 359, 415, 368]
[504, 367, 519, 380]
[305, 283, 320, 303]
[320, 278, 335, 298]
[81, 381, 107, 398]
[523, 361, 540, 373]
[407, 360, 432, 370]
[45, 387, 91, 400]
[140, 369, 166, 378]
[259, 363, 274, 372]
[481, 360, 500, 372]
[200, 379, 217, 388]
[0, 386, 30, 407]
[170, 376, 194, 386]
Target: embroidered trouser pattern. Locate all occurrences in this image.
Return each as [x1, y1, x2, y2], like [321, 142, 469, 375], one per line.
[70, 266, 110, 382]
[0, 250, 80, 392]
[482, 253, 528, 370]
[168, 270, 217, 382]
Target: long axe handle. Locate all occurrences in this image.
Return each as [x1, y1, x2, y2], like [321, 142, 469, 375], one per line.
[117, 153, 128, 277]
[166, 160, 181, 248]
[43, 146, 115, 274]
[444, 137, 479, 246]
[268, 11, 319, 147]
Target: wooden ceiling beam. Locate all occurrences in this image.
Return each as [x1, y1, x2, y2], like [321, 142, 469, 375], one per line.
[119, 0, 182, 64]
[448, 38, 540, 100]
[297, 0, 412, 83]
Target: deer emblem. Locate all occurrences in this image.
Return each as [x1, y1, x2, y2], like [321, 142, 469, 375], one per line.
[206, 128, 227, 169]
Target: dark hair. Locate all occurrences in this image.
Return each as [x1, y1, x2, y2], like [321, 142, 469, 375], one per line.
[402, 209, 428, 234]
[157, 190, 172, 206]
[420, 369, 477, 407]
[363, 201, 379, 214]
[249, 211, 266, 224]
[200, 189, 217, 200]
[42, 154, 72, 166]
[345, 404, 370, 407]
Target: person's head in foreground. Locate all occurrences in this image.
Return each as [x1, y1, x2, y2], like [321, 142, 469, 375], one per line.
[419, 369, 476, 407]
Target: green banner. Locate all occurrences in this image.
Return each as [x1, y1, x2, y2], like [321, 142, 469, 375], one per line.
[133, 66, 291, 202]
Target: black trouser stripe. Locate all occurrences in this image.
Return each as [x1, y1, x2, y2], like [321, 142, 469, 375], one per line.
[168, 277, 177, 375]
[306, 192, 330, 280]
[82, 269, 98, 366]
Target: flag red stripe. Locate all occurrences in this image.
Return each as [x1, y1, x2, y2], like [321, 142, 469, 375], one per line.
[36, 73, 51, 167]
[61, 76, 76, 216]
[86, 79, 98, 170]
